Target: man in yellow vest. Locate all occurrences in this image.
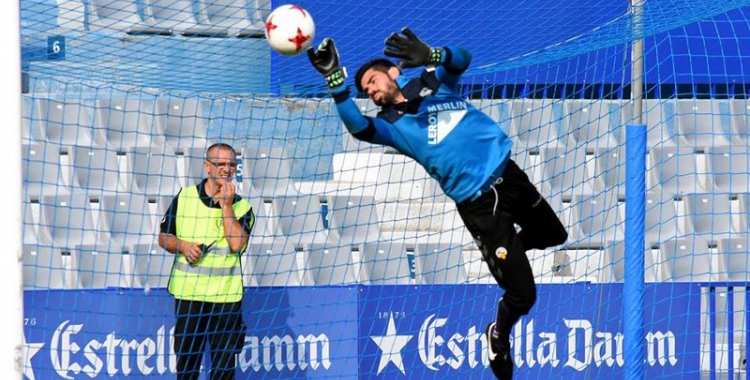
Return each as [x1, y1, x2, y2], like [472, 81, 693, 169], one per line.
[158, 143, 255, 380]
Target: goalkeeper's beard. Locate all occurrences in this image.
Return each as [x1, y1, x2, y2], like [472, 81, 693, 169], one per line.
[372, 82, 401, 107]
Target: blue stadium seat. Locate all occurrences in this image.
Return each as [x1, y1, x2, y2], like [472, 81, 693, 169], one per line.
[563, 99, 627, 148]
[304, 243, 359, 285]
[23, 143, 67, 198]
[604, 240, 659, 283]
[87, 0, 171, 35]
[569, 191, 623, 248]
[70, 145, 123, 194]
[591, 146, 626, 198]
[718, 235, 750, 282]
[414, 241, 467, 284]
[242, 146, 299, 197]
[510, 99, 566, 149]
[22, 245, 67, 289]
[201, 0, 264, 37]
[94, 99, 163, 149]
[642, 99, 678, 148]
[131, 243, 173, 289]
[75, 245, 133, 288]
[728, 99, 750, 144]
[648, 145, 709, 195]
[35, 98, 98, 146]
[99, 193, 155, 250]
[644, 191, 681, 247]
[327, 195, 381, 245]
[540, 146, 597, 197]
[156, 97, 209, 149]
[272, 194, 329, 247]
[128, 146, 183, 196]
[682, 193, 736, 243]
[658, 236, 723, 282]
[148, 0, 204, 35]
[40, 192, 99, 248]
[674, 99, 732, 147]
[246, 239, 308, 286]
[359, 241, 413, 285]
[707, 145, 749, 194]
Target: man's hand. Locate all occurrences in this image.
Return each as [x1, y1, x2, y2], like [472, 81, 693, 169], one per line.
[179, 241, 203, 265]
[215, 182, 236, 207]
[307, 38, 347, 89]
[384, 27, 442, 68]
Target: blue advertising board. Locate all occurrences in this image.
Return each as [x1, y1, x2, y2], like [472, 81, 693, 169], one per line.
[23, 283, 699, 379]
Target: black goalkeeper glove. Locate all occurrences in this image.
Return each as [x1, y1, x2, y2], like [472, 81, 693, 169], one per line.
[383, 27, 443, 68]
[307, 38, 347, 90]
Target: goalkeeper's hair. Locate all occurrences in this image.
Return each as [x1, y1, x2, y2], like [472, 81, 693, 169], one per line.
[355, 58, 399, 93]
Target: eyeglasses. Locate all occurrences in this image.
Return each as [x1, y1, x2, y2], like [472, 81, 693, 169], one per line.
[206, 160, 238, 170]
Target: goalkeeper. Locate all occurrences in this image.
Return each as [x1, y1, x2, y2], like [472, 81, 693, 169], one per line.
[308, 28, 568, 380]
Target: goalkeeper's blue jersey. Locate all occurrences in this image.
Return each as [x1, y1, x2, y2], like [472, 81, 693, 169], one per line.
[334, 47, 513, 203]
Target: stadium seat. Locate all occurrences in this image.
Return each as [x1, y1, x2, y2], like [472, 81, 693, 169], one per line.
[642, 99, 678, 148]
[604, 240, 659, 283]
[510, 99, 566, 149]
[94, 99, 163, 149]
[738, 193, 750, 233]
[22, 95, 44, 143]
[359, 241, 413, 285]
[304, 243, 359, 285]
[40, 192, 99, 248]
[131, 243, 173, 289]
[75, 245, 133, 288]
[569, 191, 623, 248]
[147, 0, 206, 36]
[675, 99, 732, 147]
[728, 99, 749, 144]
[707, 145, 749, 194]
[563, 99, 625, 148]
[200, 0, 264, 37]
[23, 143, 67, 197]
[128, 146, 183, 196]
[540, 146, 597, 197]
[99, 193, 155, 249]
[23, 199, 42, 245]
[718, 236, 750, 282]
[591, 146, 626, 198]
[241, 146, 299, 197]
[658, 236, 723, 282]
[648, 145, 709, 194]
[682, 193, 736, 242]
[327, 195, 381, 245]
[22, 245, 66, 289]
[564, 248, 614, 283]
[414, 241, 468, 284]
[156, 97, 209, 149]
[271, 194, 329, 246]
[70, 145, 123, 194]
[87, 0, 171, 35]
[34, 98, 97, 146]
[246, 240, 307, 286]
[644, 191, 681, 247]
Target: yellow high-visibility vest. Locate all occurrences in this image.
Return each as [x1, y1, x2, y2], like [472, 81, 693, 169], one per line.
[168, 185, 252, 303]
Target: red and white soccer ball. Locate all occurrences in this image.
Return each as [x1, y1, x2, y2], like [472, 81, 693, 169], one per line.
[264, 4, 315, 56]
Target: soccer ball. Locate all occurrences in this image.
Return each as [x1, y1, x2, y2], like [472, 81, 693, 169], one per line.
[265, 4, 315, 56]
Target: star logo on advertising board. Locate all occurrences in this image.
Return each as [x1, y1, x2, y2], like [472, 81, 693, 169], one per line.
[370, 315, 413, 375]
[23, 333, 44, 380]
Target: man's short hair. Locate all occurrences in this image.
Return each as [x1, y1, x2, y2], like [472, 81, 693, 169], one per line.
[354, 58, 398, 93]
[205, 143, 236, 159]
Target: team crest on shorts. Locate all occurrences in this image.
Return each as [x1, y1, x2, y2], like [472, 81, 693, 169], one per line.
[495, 247, 508, 260]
